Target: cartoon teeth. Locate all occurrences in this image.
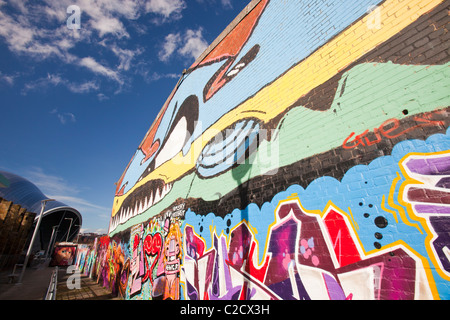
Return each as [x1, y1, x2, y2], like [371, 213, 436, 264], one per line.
[109, 182, 173, 232]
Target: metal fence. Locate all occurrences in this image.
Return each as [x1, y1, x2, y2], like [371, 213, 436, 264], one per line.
[45, 266, 58, 300]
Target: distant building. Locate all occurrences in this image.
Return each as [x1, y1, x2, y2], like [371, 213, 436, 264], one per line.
[77, 233, 103, 245]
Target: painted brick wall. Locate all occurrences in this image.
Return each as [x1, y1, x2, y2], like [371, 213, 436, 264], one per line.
[80, 0, 450, 300]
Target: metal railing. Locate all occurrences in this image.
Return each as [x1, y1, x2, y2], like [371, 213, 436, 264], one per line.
[45, 266, 58, 300]
[7, 263, 23, 283]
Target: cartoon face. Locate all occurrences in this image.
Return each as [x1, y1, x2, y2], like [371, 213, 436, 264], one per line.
[109, 0, 390, 233]
[53, 246, 76, 266]
[57, 247, 73, 261]
[164, 224, 182, 275]
[164, 237, 180, 275]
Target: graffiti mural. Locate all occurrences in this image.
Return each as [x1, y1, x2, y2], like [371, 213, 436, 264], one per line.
[74, 0, 450, 299]
[183, 200, 433, 300]
[50, 244, 77, 267]
[399, 152, 450, 278]
[125, 212, 183, 300]
[75, 243, 97, 277]
[91, 236, 128, 297]
[109, 0, 449, 234]
[182, 130, 450, 300]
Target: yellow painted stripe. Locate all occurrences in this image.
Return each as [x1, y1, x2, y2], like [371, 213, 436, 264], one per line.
[229, 0, 443, 122]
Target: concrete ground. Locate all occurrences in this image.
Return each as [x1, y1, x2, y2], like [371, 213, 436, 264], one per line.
[0, 261, 120, 300]
[56, 269, 120, 300]
[0, 260, 54, 300]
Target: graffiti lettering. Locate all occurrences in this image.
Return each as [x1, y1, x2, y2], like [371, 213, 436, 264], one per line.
[184, 197, 434, 300]
[129, 227, 143, 296]
[343, 111, 445, 149]
[400, 151, 450, 277]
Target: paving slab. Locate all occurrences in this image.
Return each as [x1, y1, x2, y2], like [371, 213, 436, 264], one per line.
[56, 269, 121, 300]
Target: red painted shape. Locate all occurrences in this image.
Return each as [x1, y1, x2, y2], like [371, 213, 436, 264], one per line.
[323, 209, 361, 268]
[239, 281, 249, 300]
[245, 240, 270, 283]
[143, 232, 163, 284]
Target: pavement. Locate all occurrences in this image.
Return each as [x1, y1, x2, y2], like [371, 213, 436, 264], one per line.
[0, 260, 120, 300]
[0, 260, 54, 300]
[56, 268, 121, 300]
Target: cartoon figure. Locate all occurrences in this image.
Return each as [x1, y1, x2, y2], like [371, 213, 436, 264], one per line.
[163, 223, 182, 300]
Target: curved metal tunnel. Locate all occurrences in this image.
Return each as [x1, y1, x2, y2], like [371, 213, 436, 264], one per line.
[0, 171, 82, 254]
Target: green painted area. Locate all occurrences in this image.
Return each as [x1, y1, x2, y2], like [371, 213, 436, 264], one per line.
[111, 61, 450, 235]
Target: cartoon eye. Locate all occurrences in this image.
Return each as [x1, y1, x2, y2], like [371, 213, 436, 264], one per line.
[196, 118, 260, 178]
[140, 95, 199, 178]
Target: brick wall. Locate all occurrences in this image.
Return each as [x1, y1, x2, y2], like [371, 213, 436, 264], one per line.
[92, 0, 450, 300]
[0, 197, 36, 270]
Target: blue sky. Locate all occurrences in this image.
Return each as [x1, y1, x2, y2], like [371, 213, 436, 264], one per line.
[0, 0, 249, 234]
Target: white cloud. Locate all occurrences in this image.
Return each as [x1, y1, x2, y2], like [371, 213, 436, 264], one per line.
[68, 0, 133, 38]
[179, 28, 209, 60]
[22, 74, 62, 93]
[50, 109, 77, 125]
[24, 167, 79, 197]
[145, 0, 186, 18]
[0, 2, 87, 62]
[95, 16, 129, 38]
[21, 166, 111, 232]
[195, 0, 233, 9]
[109, 44, 143, 71]
[97, 93, 109, 101]
[159, 28, 208, 62]
[0, 0, 186, 92]
[0, 10, 42, 57]
[220, 0, 233, 9]
[0, 71, 16, 85]
[52, 195, 110, 212]
[66, 80, 99, 93]
[159, 33, 182, 62]
[23, 73, 99, 94]
[144, 71, 180, 83]
[78, 57, 122, 84]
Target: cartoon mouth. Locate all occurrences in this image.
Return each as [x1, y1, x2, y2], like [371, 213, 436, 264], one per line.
[109, 179, 173, 232]
[111, 95, 199, 224]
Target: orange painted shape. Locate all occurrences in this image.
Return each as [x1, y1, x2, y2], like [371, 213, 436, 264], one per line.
[196, 0, 268, 66]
